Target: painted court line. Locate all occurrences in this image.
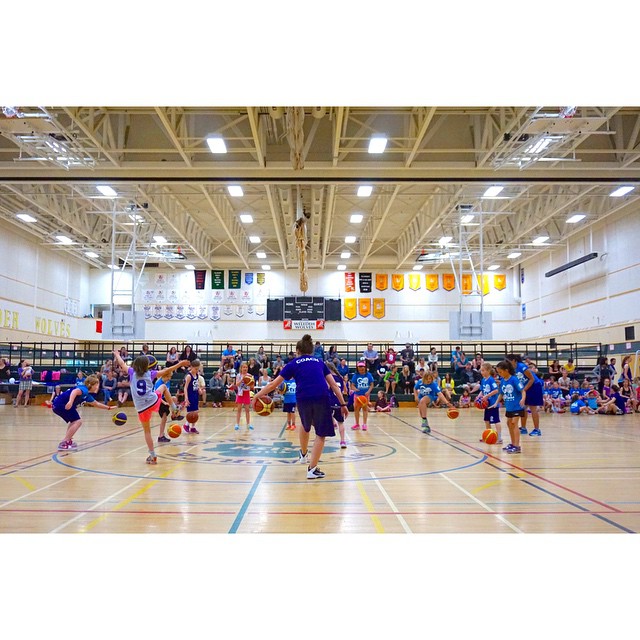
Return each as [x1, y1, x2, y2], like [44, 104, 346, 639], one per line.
[370, 472, 412, 533]
[374, 425, 422, 459]
[0, 471, 86, 510]
[350, 462, 385, 533]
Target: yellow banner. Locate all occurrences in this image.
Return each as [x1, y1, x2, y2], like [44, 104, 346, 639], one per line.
[494, 274, 506, 290]
[344, 298, 357, 320]
[392, 274, 404, 291]
[375, 273, 388, 291]
[443, 273, 455, 291]
[426, 273, 439, 291]
[359, 298, 371, 317]
[462, 273, 473, 295]
[477, 274, 490, 296]
[373, 298, 385, 319]
[408, 273, 421, 290]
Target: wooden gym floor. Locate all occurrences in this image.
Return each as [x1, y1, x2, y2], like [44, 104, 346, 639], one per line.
[1, 403, 639, 534]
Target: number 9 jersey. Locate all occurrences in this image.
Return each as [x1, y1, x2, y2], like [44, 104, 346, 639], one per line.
[128, 367, 160, 413]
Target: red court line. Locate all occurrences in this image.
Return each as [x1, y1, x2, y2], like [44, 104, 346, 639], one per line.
[437, 431, 624, 513]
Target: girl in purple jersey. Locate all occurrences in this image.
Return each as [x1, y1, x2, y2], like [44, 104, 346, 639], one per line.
[507, 353, 543, 437]
[252, 334, 348, 480]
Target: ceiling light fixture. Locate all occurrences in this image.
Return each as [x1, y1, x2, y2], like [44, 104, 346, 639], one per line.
[566, 214, 586, 223]
[532, 235, 549, 245]
[439, 236, 453, 246]
[460, 214, 475, 224]
[482, 186, 504, 198]
[368, 136, 387, 154]
[261, 265, 271, 271]
[507, 252, 522, 259]
[206, 135, 227, 153]
[340, 251, 351, 259]
[227, 185, 244, 197]
[96, 185, 117, 198]
[345, 236, 356, 244]
[85, 251, 99, 258]
[153, 235, 168, 244]
[609, 186, 634, 197]
[412, 265, 423, 271]
[256, 251, 266, 259]
[239, 213, 253, 223]
[55, 235, 73, 245]
[16, 213, 37, 223]
[487, 264, 500, 271]
[337, 264, 346, 270]
[184, 265, 195, 270]
[249, 236, 260, 243]
[350, 213, 363, 223]
[357, 185, 373, 197]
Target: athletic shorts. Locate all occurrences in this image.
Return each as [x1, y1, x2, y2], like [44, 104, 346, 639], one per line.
[158, 400, 170, 418]
[526, 382, 544, 406]
[505, 409, 525, 418]
[332, 407, 344, 423]
[282, 402, 297, 413]
[138, 392, 162, 423]
[484, 407, 500, 424]
[297, 397, 335, 437]
[53, 404, 80, 424]
[235, 391, 250, 405]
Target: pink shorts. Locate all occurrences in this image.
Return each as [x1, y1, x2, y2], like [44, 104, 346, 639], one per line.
[236, 391, 251, 405]
[138, 392, 163, 422]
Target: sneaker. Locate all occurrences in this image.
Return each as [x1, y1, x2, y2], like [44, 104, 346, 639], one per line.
[307, 466, 325, 480]
[248, 424, 254, 430]
[190, 427, 200, 434]
[507, 445, 522, 454]
[351, 423, 360, 430]
[234, 424, 240, 431]
[497, 439, 504, 445]
[157, 435, 170, 443]
[362, 424, 368, 431]
[290, 424, 296, 430]
[299, 450, 309, 464]
[146, 454, 158, 465]
[340, 441, 347, 449]
[502, 443, 516, 452]
[57, 440, 77, 451]
[170, 412, 184, 421]
[529, 428, 542, 437]
[183, 424, 191, 433]
[422, 423, 431, 434]
[519, 426, 528, 434]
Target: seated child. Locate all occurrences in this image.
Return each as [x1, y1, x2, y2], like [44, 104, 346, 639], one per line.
[570, 393, 595, 415]
[458, 388, 472, 409]
[374, 390, 392, 413]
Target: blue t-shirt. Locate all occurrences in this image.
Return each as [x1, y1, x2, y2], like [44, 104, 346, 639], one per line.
[53, 384, 95, 409]
[570, 399, 585, 413]
[282, 378, 297, 403]
[515, 362, 542, 388]
[337, 362, 349, 378]
[499, 375, 525, 412]
[415, 380, 441, 400]
[550, 388, 563, 399]
[279, 356, 331, 402]
[481, 376, 499, 406]
[350, 372, 374, 395]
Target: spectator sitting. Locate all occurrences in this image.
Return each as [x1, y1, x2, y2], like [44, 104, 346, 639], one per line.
[374, 390, 392, 413]
[460, 363, 481, 393]
[398, 365, 414, 394]
[362, 343, 380, 374]
[221, 344, 237, 368]
[401, 343, 416, 373]
[337, 358, 350, 382]
[313, 341, 325, 361]
[427, 347, 439, 373]
[255, 345, 269, 369]
[165, 346, 179, 368]
[208, 371, 226, 407]
[179, 344, 198, 369]
[385, 347, 398, 368]
[327, 345, 340, 365]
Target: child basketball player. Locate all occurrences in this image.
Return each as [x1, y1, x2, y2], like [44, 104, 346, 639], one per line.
[113, 350, 185, 464]
[154, 360, 186, 443]
[252, 334, 348, 479]
[495, 360, 526, 454]
[282, 377, 297, 430]
[327, 362, 347, 448]
[477, 362, 502, 444]
[506, 353, 543, 437]
[53, 374, 113, 450]
[414, 371, 452, 433]
[350, 361, 374, 430]
[374, 390, 392, 412]
[183, 359, 204, 434]
[234, 363, 254, 431]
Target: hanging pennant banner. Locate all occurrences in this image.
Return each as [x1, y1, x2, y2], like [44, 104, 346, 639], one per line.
[426, 274, 439, 291]
[373, 298, 385, 319]
[359, 298, 371, 317]
[211, 269, 224, 289]
[228, 269, 242, 289]
[245, 272, 254, 285]
[194, 270, 206, 290]
[494, 274, 506, 291]
[462, 273, 473, 295]
[443, 273, 456, 291]
[408, 273, 421, 291]
[344, 298, 357, 320]
[345, 272, 356, 292]
[256, 272, 266, 285]
[376, 273, 388, 291]
[477, 274, 490, 296]
[392, 274, 404, 291]
[359, 272, 372, 293]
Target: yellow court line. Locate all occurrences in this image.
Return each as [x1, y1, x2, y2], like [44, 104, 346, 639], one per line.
[349, 462, 385, 533]
[12, 476, 37, 492]
[472, 479, 506, 494]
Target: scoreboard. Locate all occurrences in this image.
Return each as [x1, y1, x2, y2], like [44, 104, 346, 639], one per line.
[284, 296, 325, 320]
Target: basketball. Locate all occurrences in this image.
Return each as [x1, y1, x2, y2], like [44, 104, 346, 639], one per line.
[447, 407, 460, 419]
[168, 424, 182, 438]
[254, 396, 273, 416]
[482, 428, 498, 444]
[355, 395, 368, 408]
[185, 411, 199, 424]
[112, 412, 127, 426]
[243, 374, 254, 386]
[475, 397, 489, 410]
[146, 355, 158, 369]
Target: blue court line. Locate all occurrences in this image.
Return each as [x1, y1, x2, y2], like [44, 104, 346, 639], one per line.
[228, 465, 268, 533]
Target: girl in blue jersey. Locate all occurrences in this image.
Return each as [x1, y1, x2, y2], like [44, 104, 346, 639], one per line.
[53, 374, 113, 451]
[495, 360, 526, 454]
[507, 353, 543, 437]
[184, 359, 204, 433]
[477, 362, 502, 444]
[327, 362, 348, 448]
[252, 334, 348, 480]
[282, 377, 297, 430]
[414, 371, 452, 433]
[350, 361, 374, 431]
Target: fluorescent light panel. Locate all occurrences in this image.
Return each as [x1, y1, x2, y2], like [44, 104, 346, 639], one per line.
[345, 236, 356, 244]
[350, 213, 363, 223]
[96, 185, 117, 197]
[85, 251, 99, 258]
[184, 265, 195, 270]
[482, 186, 503, 198]
[261, 265, 271, 271]
[337, 264, 346, 270]
[249, 236, 260, 243]
[340, 251, 351, 259]
[566, 214, 585, 223]
[153, 235, 168, 244]
[227, 186, 243, 197]
[368, 136, 387, 154]
[610, 186, 634, 197]
[412, 265, 423, 271]
[239, 213, 253, 223]
[16, 213, 37, 222]
[357, 185, 373, 197]
[487, 264, 500, 271]
[256, 251, 266, 259]
[55, 235, 73, 245]
[507, 252, 522, 259]
[206, 136, 227, 153]
[439, 236, 453, 245]
[460, 214, 475, 224]
[532, 236, 549, 245]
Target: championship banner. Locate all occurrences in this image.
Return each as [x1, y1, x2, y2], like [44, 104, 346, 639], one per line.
[245, 272, 254, 285]
[358, 298, 371, 317]
[228, 269, 242, 289]
[443, 273, 456, 291]
[462, 273, 473, 295]
[344, 298, 357, 320]
[392, 274, 404, 291]
[376, 273, 388, 291]
[345, 272, 356, 292]
[257, 272, 266, 285]
[373, 298, 385, 319]
[494, 274, 506, 291]
[477, 274, 490, 296]
[211, 269, 224, 289]
[426, 273, 439, 291]
[408, 273, 421, 291]
[283, 320, 325, 330]
[194, 269, 206, 290]
[359, 272, 372, 293]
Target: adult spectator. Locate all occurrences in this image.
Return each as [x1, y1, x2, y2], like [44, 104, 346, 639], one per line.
[140, 343, 151, 357]
[362, 343, 380, 374]
[287, 351, 296, 363]
[271, 355, 285, 378]
[400, 343, 415, 373]
[562, 358, 576, 379]
[337, 358, 350, 382]
[398, 365, 414, 394]
[427, 347, 439, 373]
[0, 357, 11, 393]
[254, 345, 269, 369]
[451, 346, 462, 369]
[558, 370, 572, 397]
[118, 346, 129, 363]
[221, 344, 237, 368]
[548, 359, 561, 376]
[180, 344, 198, 369]
[327, 345, 340, 365]
[609, 358, 617, 380]
[313, 341, 325, 361]
[247, 357, 262, 381]
[208, 371, 226, 407]
[233, 351, 245, 372]
[460, 363, 481, 394]
[165, 346, 179, 368]
[454, 350, 468, 374]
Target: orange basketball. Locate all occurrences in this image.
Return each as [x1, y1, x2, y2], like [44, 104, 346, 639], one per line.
[355, 395, 368, 408]
[243, 374, 254, 386]
[447, 407, 460, 419]
[254, 396, 273, 416]
[168, 424, 182, 438]
[185, 411, 199, 424]
[482, 428, 498, 444]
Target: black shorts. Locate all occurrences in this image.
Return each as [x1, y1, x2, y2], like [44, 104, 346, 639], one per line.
[296, 397, 335, 437]
[332, 407, 344, 423]
[158, 401, 170, 418]
[505, 410, 525, 418]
